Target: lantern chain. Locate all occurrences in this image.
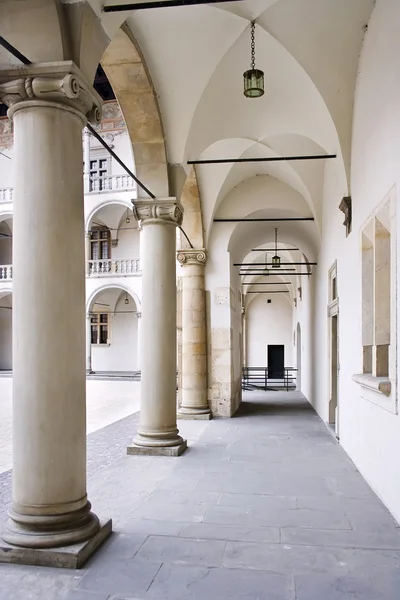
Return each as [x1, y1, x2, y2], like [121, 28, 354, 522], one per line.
[251, 21, 256, 70]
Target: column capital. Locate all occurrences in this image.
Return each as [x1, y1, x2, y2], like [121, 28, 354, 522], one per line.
[133, 198, 183, 227]
[177, 249, 207, 266]
[0, 61, 102, 124]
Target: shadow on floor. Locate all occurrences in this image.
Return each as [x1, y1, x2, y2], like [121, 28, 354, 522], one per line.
[235, 391, 314, 418]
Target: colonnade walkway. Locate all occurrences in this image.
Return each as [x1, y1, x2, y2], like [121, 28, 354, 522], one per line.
[1, 391, 400, 599]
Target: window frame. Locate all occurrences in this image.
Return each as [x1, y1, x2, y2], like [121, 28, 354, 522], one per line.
[354, 187, 397, 413]
[90, 312, 111, 346]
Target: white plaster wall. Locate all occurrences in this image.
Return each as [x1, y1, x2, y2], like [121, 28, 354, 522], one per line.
[112, 224, 140, 259]
[91, 293, 138, 372]
[246, 293, 293, 367]
[313, 0, 400, 523]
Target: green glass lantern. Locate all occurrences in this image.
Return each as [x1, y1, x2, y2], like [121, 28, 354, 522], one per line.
[243, 21, 264, 98]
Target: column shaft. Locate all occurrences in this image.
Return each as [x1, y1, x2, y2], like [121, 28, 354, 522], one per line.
[0, 65, 110, 558]
[86, 313, 92, 373]
[128, 199, 186, 456]
[177, 250, 210, 418]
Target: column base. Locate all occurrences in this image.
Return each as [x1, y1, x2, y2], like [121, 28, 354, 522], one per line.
[178, 411, 212, 420]
[127, 440, 187, 456]
[0, 517, 112, 569]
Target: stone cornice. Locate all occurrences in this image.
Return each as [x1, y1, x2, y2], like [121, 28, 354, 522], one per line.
[133, 198, 183, 227]
[177, 249, 207, 266]
[0, 61, 102, 124]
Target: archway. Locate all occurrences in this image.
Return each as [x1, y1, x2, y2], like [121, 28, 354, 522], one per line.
[0, 291, 12, 371]
[0, 214, 12, 279]
[87, 286, 139, 374]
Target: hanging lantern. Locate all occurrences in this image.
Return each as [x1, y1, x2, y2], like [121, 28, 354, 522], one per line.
[271, 228, 281, 268]
[243, 21, 264, 98]
[125, 293, 129, 305]
[126, 209, 131, 224]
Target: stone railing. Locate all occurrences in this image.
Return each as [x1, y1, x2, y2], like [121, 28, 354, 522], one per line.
[0, 265, 12, 280]
[87, 258, 141, 277]
[0, 188, 13, 203]
[88, 175, 136, 194]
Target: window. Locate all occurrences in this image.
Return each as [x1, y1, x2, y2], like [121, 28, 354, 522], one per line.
[91, 313, 110, 345]
[90, 227, 111, 261]
[361, 195, 393, 379]
[328, 261, 338, 306]
[89, 157, 109, 191]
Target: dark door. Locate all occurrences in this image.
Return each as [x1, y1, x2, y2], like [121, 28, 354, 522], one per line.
[268, 345, 284, 379]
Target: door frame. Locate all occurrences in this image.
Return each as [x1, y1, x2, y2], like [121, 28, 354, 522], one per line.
[327, 261, 339, 437]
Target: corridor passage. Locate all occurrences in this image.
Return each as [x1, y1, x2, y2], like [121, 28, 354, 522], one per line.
[1, 391, 400, 599]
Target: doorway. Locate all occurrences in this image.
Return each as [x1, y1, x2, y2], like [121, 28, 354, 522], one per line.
[296, 323, 302, 391]
[329, 314, 339, 434]
[267, 345, 284, 379]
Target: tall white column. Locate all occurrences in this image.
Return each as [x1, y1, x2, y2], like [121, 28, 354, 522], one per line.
[0, 64, 111, 565]
[86, 313, 92, 374]
[128, 199, 187, 456]
[83, 128, 91, 194]
[85, 231, 91, 276]
[136, 312, 142, 370]
[177, 249, 210, 419]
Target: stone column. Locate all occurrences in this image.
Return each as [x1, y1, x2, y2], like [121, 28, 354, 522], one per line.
[177, 250, 210, 419]
[127, 199, 187, 456]
[85, 231, 91, 276]
[86, 313, 93, 374]
[83, 127, 91, 194]
[136, 311, 142, 370]
[0, 63, 111, 567]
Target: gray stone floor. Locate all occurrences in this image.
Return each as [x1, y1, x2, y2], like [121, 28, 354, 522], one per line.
[1, 391, 400, 599]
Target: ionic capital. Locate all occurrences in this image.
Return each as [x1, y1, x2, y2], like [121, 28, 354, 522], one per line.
[0, 61, 102, 124]
[133, 198, 183, 227]
[177, 249, 207, 266]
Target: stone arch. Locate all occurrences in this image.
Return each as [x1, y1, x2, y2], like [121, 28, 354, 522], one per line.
[101, 26, 169, 198]
[86, 199, 133, 231]
[87, 283, 141, 314]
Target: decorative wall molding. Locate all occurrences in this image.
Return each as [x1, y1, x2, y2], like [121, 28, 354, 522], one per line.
[339, 196, 352, 236]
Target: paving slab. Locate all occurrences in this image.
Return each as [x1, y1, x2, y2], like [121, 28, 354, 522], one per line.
[1, 389, 400, 600]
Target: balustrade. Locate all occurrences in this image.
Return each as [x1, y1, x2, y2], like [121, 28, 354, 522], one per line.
[0, 265, 12, 280]
[87, 258, 141, 276]
[0, 188, 13, 203]
[89, 174, 136, 193]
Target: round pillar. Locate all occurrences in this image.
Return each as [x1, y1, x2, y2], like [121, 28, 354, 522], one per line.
[128, 199, 186, 455]
[0, 67, 104, 549]
[177, 250, 210, 418]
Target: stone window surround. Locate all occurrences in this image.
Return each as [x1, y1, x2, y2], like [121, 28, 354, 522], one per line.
[353, 187, 397, 414]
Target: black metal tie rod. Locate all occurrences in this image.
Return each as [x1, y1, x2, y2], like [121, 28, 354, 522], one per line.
[251, 247, 299, 252]
[0, 35, 31, 65]
[242, 282, 292, 285]
[235, 262, 317, 266]
[86, 124, 155, 199]
[214, 217, 314, 223]
[246, 291, 289, 294]
[240, 272, 311, 276]
[103, 0, 243, 12]
[188, 154, 336, 165]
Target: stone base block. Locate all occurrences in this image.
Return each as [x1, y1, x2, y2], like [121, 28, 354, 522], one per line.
[127, 440, 188, 456]
[178, 412, 212, 420]
[0, 518, 112, 569]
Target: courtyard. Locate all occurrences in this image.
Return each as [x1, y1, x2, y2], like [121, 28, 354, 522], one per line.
[1, 387, 399, 599]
